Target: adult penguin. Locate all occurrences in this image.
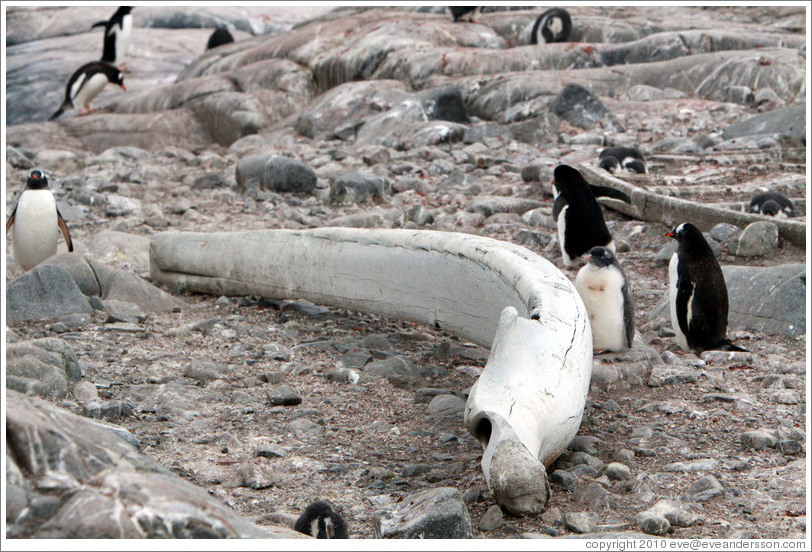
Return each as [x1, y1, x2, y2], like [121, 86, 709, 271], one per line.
[91, 6, 133, 69]
[748, 190, 795, 218]
[449, 6, 480, 23]
[599, 146, 647, 174]
[293, 501, 349, 539]
[49, 61, 125, 120]
[666, 222, 747, 354]
[206, 26, 235, 50]
[552, 164, 631, 268]
[530, 8, 572, 44]
[575, 246, 635, 352]
[6, 169, 74, 271]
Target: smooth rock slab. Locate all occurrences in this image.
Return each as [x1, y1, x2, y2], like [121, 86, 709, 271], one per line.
[374, 487, 473, 539]
[6, 265, 92, 324]
[563, 511, 598, 534]
[550, 83, 622, 131]
[5, 338, 82, 400]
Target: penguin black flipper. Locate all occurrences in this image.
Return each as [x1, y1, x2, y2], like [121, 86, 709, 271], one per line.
[56, 208, 74, 252]
[6, 206, 16, 234]
[49, 101, 69, 121]
[91, 19, 107, 29]
[552, 194, 567, 222]
[589, 184, 631, 204]
[622, 279, 635, 348]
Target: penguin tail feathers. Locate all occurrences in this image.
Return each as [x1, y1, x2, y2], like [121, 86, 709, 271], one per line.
[91, 20, 107, 29]
[718, 339, 749, 353]
[49, 104, 67, 121]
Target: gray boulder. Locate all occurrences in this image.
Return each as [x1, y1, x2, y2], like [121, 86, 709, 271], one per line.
[374, 487, 473, 539]
[6, 338, 82, 400]
[363, 356, 427, 389]
[6, 265, 92, 323]
[329, 172, 392, 204]
[235, 154, 318, 194]
[729, 221, 779, 257]
[722, 104, 805, 144]
[549, 83, 622, 131]
[6, 390, 302, 539]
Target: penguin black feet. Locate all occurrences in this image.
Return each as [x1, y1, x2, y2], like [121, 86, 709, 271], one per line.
[294, 501, 349, 539]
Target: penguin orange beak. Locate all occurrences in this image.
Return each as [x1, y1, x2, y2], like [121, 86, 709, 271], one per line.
[120, 84, 126, 91]
[666, 231, 675, 238]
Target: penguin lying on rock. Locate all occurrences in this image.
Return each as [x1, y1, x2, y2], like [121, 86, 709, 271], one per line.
[575, 246, 635, 353]
[666, 222, 748, 354]
[598, 146, 647, 174]
[49, 62, 125, 120]
[92, 6, 133, 70]
[294, 501, 349, 539]
[6, 169, 74, 272]
[748, 190, 795, 218]
[552, 164, 632, 268]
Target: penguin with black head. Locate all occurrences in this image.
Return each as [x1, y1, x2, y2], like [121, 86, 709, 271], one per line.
[294, 501, 349, 539]
[575, 246, 635, 353]
[91, 6, 133, 70]
[599, 146, 646, 174]
[530, 8, 572, 44]
[49, 62, 125, 120]
[748, 190, 795, 218]
[449, 6, 480, 23]
[552, 164, 631, 268]
[6, 169, 74, 272]
[666, 222, 747, 354]
[206, 26, 235, 50]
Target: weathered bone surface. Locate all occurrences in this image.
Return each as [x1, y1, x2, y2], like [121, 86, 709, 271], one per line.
[150, 228, 592, 515]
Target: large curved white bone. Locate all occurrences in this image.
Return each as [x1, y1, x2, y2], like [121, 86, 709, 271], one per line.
[149, 228, 592, 515]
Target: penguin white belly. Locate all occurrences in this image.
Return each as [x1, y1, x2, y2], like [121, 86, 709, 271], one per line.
[575, 265, 627, 351]
[557, 205, 575, 267]
[118, 15, 133, 62]
[73, 73, 109, 111]
[12, 190, 59, 271]
[668, 253, 691, 351]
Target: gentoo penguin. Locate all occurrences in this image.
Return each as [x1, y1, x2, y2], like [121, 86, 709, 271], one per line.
[599, 146, 647, 174]
[91, 6, 133, 69]
[530, 8, 572, 44]
[293, 501, 349, 539]
[6, 169, 74, 272]
[49, 62, 125, 120]
[748, 190, 795, 218]
[206, 26, 235, 50]
[552, 164, 631, 268]
[449, 7, 480, 23]
[666, 222, 747, 354]
[575, 246, 635, 352]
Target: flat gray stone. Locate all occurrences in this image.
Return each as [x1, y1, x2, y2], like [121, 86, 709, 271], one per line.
[6, 265, 92, 323]
[636, 500, 700, 527]
[265, 384, 303, 406]
[235, 154, 317, 194]
[740, 429, 778, 450]
[550, 83, 622, 131]
[605, 462, 632, 481]
[722, 104, 805, 144]
[363, 356, 426, 389]
[374, 487, 473, 539]
[684, 475, 724, 502]
[479, 504, 504, 532]
[563, 511, 598, 534]
[427, 394, 466, 418]
[5, 338, 82, 400]
[329, 172, 391, 204]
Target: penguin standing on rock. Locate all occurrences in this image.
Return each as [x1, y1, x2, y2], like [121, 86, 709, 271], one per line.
[92, 6, 134, 70]
[6, 169, 74, 272]
[575, 246, 635, 352]
[552, 164, 632, 268]
[530, 7, 572, 44]
[666, 222, 747, 354]
[49, 62, 125, 120]
[294, 501, 349, 539]
[599, 146, 647, 174]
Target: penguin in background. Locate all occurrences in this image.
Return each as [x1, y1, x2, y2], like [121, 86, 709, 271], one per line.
[6, 169, 74, 272]
[91, 6, 134, 70]
[449, 6, 480, 23]
[599, 146, 647, 174]
[552, 164, 632, 268]
[49, 61, 125, 120]
[575, 246, 635, 353]
[666, 222, 748, 354]
[530, 7, 572, 44]
[294, 501, 349, 539]
[206, 26, 235, 50]
[748, 190, 795, 218]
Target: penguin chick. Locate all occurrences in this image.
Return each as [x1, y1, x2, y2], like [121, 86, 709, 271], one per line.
[666, 222, 747, 354]
[206, 26, 235, 50]
[575, 246, 635, 352]
[748, 190, 795, 218]
[599, 146, 647, 174]
[598, 155, 621, 174]
[49, 62, 125, 121]
[530, 8, 572, 44]
[552, 164, 631, 268]
[294, 501, 349, 539]
[91, 6, 133, 68]
[6, 169, 74, 271]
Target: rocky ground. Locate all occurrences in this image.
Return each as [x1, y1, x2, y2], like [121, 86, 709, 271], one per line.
[4, 5, 808, 541]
